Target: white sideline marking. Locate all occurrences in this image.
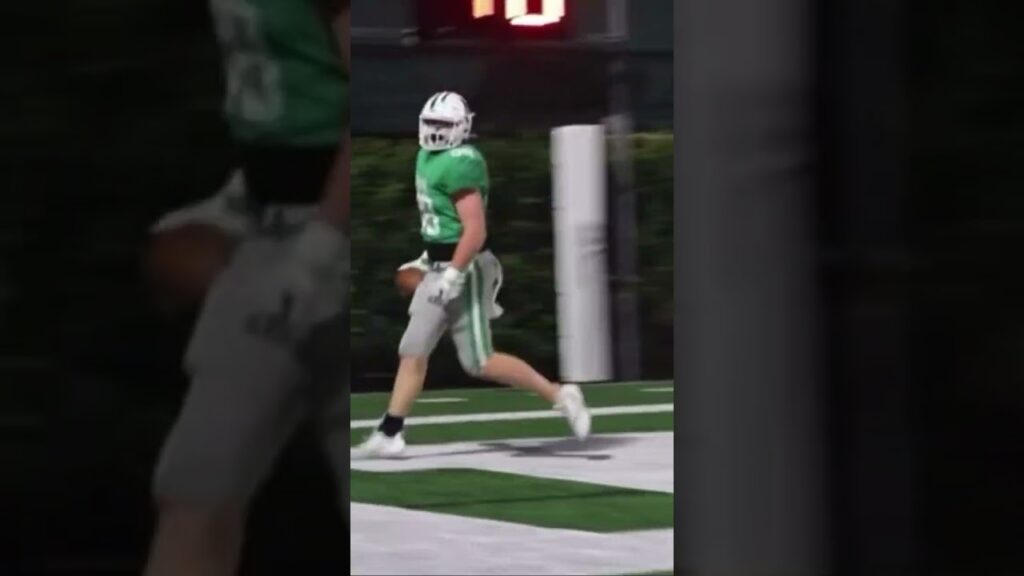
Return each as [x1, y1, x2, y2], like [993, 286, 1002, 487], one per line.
[352, 503, 674, 576]
[642, 387, 674, 393]
[353, 381, 674, 399]
[353, 432, 675, 494]
[350, 403, 674, 429]
[417, 397, 467, 404]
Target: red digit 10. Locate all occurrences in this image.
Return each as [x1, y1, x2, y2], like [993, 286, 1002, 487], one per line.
[474, 0, 565, 26]
[507, 0, 565, 26]
[472, 0, 496, 18]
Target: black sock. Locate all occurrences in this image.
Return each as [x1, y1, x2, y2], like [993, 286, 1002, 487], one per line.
[378, 413, 405, 437]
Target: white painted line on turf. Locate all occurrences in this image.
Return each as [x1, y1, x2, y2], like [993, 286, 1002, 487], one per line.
[350, 403, 673, 429]
[352, 381, 675, 400]
[417, 397, 468, 404]
[353, 431, 674, 494]
[352, 502, 674, 576]
[642, 387, 674, 393]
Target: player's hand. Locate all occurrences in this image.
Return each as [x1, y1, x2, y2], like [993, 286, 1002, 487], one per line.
[434, 266, 466, 305]
[282, 217, 350, 335]
[398, 251, 430, 273]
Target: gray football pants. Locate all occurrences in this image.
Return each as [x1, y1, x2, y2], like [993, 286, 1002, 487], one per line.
[398, 250, 504, 374]
[152, 207, 349, 522]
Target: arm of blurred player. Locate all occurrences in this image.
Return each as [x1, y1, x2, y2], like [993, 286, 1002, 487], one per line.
[334, 0, 350, 74]
[318, 0, 349, 232]
[284, 0, 349, 322]
[451, 189, 488, 271]
[319, 132, 349, 232]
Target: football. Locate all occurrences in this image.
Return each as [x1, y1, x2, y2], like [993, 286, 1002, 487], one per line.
[395, 267, 425, 298]
[144, 223, 237, 316]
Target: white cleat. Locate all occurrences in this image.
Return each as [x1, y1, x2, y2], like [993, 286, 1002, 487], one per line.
[555, 384, 592, 440]
[352, 430, 407, 460]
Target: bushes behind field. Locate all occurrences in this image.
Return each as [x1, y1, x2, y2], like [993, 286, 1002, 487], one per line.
[351, 134, 673, 390]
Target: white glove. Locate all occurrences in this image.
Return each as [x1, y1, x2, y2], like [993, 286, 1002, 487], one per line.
[150, 170, 250, 237]
[398, 251, 430, 273]
[433, 266, 466, 306]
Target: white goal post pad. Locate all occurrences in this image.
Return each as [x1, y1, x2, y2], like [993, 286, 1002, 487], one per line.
[551, 125, 614, 383]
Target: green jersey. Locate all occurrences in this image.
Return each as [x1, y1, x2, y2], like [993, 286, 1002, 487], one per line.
[415, 145, 490, 244]
[210, 0, 347, 146]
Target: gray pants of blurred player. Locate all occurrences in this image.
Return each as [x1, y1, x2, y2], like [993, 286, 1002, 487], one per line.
[152, 206, 349, 525]
[399, 250, 503, 373]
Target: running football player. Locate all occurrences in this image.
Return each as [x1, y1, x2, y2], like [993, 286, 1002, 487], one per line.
[353, 92, 591, 459]
[144, 0, 349, 574]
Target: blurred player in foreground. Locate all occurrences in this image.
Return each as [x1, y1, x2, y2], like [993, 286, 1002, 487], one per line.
[353, 92, 591, 459]
[144, 0, 350, 574]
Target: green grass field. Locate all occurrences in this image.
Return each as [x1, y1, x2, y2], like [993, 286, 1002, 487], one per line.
[350, 380, 675, 576]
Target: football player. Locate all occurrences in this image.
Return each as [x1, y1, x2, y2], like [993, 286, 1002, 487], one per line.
[353, 92, 591, 459]
[144, 0, 349, 574]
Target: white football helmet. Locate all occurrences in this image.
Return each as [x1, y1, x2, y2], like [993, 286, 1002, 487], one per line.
[419, 91, 474, 151]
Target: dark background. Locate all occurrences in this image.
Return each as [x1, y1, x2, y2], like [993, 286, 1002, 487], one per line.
[911, 0, 1023, 571]
[677, 0, 1024, 572]
[823, 0, 1024, 572]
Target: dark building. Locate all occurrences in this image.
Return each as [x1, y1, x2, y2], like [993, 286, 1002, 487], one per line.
[352, 0, 673, 134]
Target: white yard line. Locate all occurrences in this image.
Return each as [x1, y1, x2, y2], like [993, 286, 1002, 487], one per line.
[417, 397, 468, 404]
[350, 403, 674, 429]
[352, 503, 674, 576]
[352, 380, 674, 400]
[353, 431, 675, 494]
[641, 387, 675, 393]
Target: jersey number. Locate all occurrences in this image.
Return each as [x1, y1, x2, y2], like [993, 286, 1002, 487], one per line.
[211, 0, 284, 123]
[416, 178, 441, 236]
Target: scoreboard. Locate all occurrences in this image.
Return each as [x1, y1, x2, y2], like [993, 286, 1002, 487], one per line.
[415, 0, 572, 42]
[354, 1, 671, 51]
[481, 0, 565, 25]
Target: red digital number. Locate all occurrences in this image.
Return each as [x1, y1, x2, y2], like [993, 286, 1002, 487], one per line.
[474, 0, 565, 26]
[507, 0, 564, 26]
[472, 0, 496, 18]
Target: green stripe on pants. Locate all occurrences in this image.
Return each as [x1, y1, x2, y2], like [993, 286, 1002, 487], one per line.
[475, 260, 494, 357]
[462, 261, 491, 371]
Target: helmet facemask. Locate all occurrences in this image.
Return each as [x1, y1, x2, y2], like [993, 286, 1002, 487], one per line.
[418, 92, 474, 151]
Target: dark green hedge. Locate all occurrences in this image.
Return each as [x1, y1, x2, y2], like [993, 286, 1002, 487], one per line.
[351, 134, 673, 389]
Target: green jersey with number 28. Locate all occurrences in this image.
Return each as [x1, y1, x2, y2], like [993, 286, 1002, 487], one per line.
[209, 0, 347, 146]
[415, 145, 490, 245]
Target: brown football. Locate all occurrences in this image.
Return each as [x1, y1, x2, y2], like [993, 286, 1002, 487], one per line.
[395, 267, 425, 298]
[145, 223, 237, 316]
